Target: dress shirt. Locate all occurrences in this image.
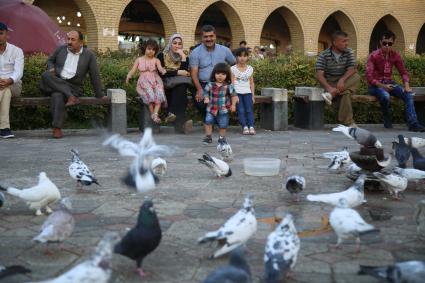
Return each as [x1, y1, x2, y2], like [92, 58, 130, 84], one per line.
[366, 48, 409, 86]
[0, 42, 24, 82]
[60, 46, 83, 79]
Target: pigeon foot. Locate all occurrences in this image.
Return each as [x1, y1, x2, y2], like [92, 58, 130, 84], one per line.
[137, 267, 146, 278]
[45, 206, 53, 214]
[35, 209, 44, 216]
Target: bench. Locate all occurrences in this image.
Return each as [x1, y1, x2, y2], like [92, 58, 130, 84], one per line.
[11, 89, 127, 134]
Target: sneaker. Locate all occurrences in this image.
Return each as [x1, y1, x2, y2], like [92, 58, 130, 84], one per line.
[0, 128, 15, 139]
[409, 123, 425, 132]
[242, 126, 249, 135]
[202, 135, 212, 145]
[321, 92, 333, 105]
[249, 127, 256, 135]
[164, 112, 176, 123]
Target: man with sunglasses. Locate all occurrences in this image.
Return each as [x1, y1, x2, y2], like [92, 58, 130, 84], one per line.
[366, 30, 425, 132]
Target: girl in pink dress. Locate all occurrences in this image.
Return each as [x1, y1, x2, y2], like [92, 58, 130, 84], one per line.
[126, 39, 167, 123]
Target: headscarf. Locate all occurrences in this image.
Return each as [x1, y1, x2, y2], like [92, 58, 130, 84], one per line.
[164, 33, 183, 64]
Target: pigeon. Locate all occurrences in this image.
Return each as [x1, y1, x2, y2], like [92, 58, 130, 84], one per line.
[392, 167, 425, 182]
[103, 128, 173, 193]
[306, 174, 366, 208]
[202, 248, 251, 283]
[332, 125, 382, 148]
[32, 198, 75, 250]
[373, 172, 408, 199]
[198, 195, 257, 259]
[151, 157, 167, 177]
[346, 163, 362, 180]
[68, 149, 99, 188]
[0, 172, 61, 216]
[322, 147, 351, 169]
[414, 200, 425, 238]
[410, 148, 425, 171]
[0, 192, 4, 207]
[392, 135, 410, 168]
[329, 198, 379, 252]
[198, 153, 232, 178]
[0, 265, 31, 280]
[395, 136, 425, 149]
[27, 232, 120, 283]
[114, 200, 161, 279]
[327, 155, 349, 170]
[217, 141, 233, 162]
[285, 175, 305, 201]
[264, 214, 300, 283]
[358, 261, 425, 283]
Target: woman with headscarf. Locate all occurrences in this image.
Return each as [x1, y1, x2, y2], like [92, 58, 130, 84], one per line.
[157, 33, 193, 134]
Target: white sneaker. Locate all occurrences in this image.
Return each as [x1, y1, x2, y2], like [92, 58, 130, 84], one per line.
[321, 92, 333, 105]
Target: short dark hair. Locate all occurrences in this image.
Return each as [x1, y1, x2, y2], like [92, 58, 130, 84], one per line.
[239, 40, 247, 46]
[381, 30, 396, 41]
[202, 25, 216, 34]
[331, 30, 348, 41]
[210, 63, 231, 84]
[140, 39, 159, 55]
[77, 31, 84, 41]
[234, 47, 249, 57]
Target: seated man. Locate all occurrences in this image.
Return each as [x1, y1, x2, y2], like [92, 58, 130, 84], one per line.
[316, 30, 359, 127]
[366, 30, 424, 132]
[0, 22, 24, 138]
[40, 30, 107, 138]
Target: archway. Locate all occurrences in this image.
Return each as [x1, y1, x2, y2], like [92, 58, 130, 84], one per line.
[369, 15, 405, 52]
[416, 23, 425, 55]
[318, 11, 357, 53]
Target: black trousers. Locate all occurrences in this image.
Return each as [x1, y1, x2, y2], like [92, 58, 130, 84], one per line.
[166, 84, 189, 131]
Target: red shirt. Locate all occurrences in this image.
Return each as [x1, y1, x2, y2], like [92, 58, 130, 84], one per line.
[366, 48, 409, 86]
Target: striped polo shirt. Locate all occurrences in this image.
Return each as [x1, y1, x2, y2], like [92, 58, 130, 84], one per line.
[315, 47, 356, 79]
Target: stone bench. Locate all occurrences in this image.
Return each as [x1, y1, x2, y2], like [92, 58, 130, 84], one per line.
[11, 89, 127, 134]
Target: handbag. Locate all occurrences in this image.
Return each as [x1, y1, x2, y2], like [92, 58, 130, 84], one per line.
[163, 76, 193, 89]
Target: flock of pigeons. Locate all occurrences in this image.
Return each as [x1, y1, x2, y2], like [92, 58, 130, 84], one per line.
[0, 125, 424, 282]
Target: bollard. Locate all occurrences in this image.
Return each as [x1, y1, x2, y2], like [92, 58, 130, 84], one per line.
[107, 89, 127, 134]
[294, 87, 324, 130]
[137, 100, 160, 133]
[412, 87, 425, 126]
[260, 88, 288, 131]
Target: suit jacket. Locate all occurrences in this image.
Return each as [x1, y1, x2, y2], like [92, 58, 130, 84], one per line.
[47, 45, 103, 97]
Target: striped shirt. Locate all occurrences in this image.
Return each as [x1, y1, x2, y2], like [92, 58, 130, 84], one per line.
[315, 48, 356, 79]
[203, 82, 236, 116]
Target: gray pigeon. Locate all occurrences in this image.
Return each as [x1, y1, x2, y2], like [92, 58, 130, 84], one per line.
[69, 149, 99, 188]
[0, 265, 31, 280]
[393, 135, 410, 168]
[358, 261, 425, 283]
[410, 148, 425, 171]
[332, 125, 382, 148]
[202, 248, 251, 283]
[285, 175, 305, 201]
[264, 214, 300, 283]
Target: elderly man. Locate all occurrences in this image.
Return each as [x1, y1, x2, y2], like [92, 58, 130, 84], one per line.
[40, 30, 106, 138]
[190, 25, 236, 113]
[316, 30, 359, 127]
[366, 30, 425, 132]
[0, 22, 24, 138]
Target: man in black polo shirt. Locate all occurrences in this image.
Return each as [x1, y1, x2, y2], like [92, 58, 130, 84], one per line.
[316, 30, 360, 127]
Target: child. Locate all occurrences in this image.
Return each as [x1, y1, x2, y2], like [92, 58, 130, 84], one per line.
[202, 63, 238, 145]
[126, 39, 167, 124]
[231, 47, 256, 135]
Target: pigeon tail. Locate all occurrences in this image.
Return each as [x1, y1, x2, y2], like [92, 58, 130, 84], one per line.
[5, 187, 22, 197]
[0, 185, 6, 191]
[332, 125, 352, 139]
[358, 228, 380, 236]
[0, 265, 31, 279]
[198, 231, 219, 244]
[264, 259, 290, 283]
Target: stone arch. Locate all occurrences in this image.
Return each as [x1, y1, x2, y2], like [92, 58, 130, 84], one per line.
[369, 14, 405, 52]
[317, 10, 358, 54]
[416, 23, 425, 55]
[194, 1, 245, 48]
[260, 5, 304, 54]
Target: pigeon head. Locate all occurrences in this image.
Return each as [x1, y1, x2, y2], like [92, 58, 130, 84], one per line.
[276, 213, 296, 233]
[242, 195, 254, 212]
[38, 172, 47, 180]
[59, 197, 73, 211]
[353, 174, 366, 191]
[137, 200, 159, 227]
[336, 198, 349, 208]
[91, 232, 120, 266]
[398, 135, 405, 144]
[374, 140, 383, 148]
[70, 149, 80, 161]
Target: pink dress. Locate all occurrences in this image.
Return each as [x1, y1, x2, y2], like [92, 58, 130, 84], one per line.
[136, 57, 166, 106]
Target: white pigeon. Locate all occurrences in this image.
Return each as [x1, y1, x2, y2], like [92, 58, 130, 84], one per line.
[198, 153, 232, 178]
[103, 128, 173, 193]
[264, 214, 300, 283]
[328, 155, 350, 170]
[198, 195, 257, 259]
[217, 141, 233, 162]
[0, 172, 61, 216]
[151, 157, 167, 177]
[306, 174, 366, 208]
[394, 136, 425, 149]
[393, 167, 425, 182]
[285, 175, 305, 201]
[332, 125, 382, 148]
[322, 147, 351, 169]
[329, 198, 379, 252]
[68, 149, 99, 188]
[32, 198, 75, 247]
[27, 232, 120, 283]
[373, 172, 408, 199]
[346, 163, 362, 180]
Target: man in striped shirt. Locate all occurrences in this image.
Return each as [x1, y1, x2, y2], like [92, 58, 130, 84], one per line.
[316, 30, 360, 127]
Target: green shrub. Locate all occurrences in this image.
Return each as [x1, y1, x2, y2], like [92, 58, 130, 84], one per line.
[10, 51, 425, 129]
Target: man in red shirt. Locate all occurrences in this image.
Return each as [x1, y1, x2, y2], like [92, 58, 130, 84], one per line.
[366, 30, 425, 132]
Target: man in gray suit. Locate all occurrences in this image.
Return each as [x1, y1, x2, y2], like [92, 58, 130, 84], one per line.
[40, 30, 107, 138]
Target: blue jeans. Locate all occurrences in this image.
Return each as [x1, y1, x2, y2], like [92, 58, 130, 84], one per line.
[205, 112, 229, 129]
[237, 93, 254, 128]
[368, 82, 418, 126]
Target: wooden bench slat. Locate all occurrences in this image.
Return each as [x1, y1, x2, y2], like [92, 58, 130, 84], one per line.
[12, 97, 111, 106]
[254, 95, 272, 104]
[351, 94, 425, 103]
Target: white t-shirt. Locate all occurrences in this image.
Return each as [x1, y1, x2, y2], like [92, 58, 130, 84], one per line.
[231, 65, 253, 94]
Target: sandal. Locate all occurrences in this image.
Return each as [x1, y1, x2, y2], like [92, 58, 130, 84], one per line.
[151, 113, 161, 124]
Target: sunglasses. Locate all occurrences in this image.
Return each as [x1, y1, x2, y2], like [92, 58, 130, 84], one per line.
[382, 41, 393, 46]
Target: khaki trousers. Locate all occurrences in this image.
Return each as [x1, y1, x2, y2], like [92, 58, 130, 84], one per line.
[0, 87, 12, 129]
[326, 73, 360, 125]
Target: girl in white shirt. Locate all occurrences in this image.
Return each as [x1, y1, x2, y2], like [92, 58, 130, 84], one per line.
[231, 48, 255, 135]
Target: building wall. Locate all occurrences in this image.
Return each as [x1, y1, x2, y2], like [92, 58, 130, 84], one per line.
[31, 0, 425, 58]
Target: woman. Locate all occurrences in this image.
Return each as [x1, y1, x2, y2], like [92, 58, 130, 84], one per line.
[157, 33, 193, 134]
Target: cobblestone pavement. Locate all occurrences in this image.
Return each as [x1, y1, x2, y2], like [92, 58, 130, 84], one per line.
[0, 125, 424, 283]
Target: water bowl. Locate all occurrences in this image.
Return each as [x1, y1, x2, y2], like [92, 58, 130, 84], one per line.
[243, 158, 281, 177]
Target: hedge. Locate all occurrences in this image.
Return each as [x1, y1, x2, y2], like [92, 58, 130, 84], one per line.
[10, 51, 425, 129]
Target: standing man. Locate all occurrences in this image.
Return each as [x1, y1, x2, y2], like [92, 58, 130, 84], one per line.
[190, 25, 236, 123]
[316, 30, 359, 127]
[0, 22, 24, 138]
[366, 30, 424, 132]
[40, 30, 106, 138]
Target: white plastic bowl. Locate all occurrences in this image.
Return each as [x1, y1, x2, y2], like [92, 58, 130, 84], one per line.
[243, 158, 281, 176]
